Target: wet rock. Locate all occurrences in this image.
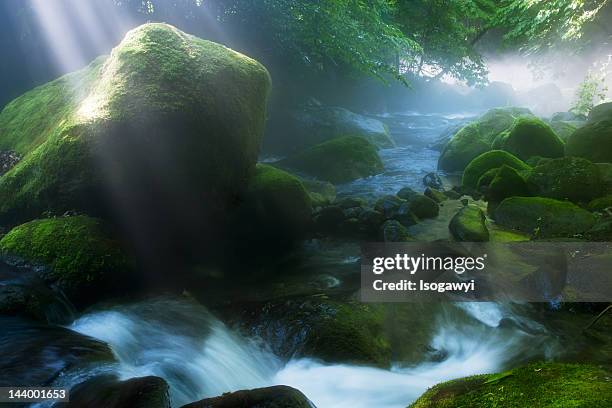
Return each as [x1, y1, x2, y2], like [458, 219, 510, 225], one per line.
[423, 172, 443, 189]
[405, 194, 439, 219]
[0, 317, 113, 387]
[393, 202, 419, 227]
[587, 101, 612, 123]
[182, 385, 313, 408]
[60, 375, 170, 408]
[336, 196, 367, 209]
[380, 220, 415, 242]
[302, 179, 336, 207]
[462, 150, 531, 191]
[424, 187, 448, 203]
[374, 195, 406, 218]
[397, 187, 419, 200]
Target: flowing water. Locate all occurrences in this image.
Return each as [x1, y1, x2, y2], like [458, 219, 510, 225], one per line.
[18, 111, 561, 408]
[65, 297, 556, 408]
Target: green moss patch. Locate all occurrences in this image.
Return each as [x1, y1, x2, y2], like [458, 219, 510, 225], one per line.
[280, 135, 384, 184]
[494, 117, 565, 161]
[462, 150, 531, 191]
[410, 362, 612, 408]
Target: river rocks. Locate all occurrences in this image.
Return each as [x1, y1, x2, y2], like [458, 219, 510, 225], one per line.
[588, 195, 612, 212]
[597, 163, 612, 194]
[380, 220, 415, 242]
[438, 107, 532, 171]
[0, 317, 113, 387]
[409, 362, 612, 408]
[0, 23, 270, 239]
[0, 216, 135, 308]
[182, 385, 313, 408]
[494, 197, 596, 238]
[479, 165, 529, 206]
[375, 195, 405, 217]
[405, 194, 439, 219]
[462, 150, 531, 191]
[526, 157, 603, 203]
[279, 136, 384, 184]
[65, 375, 170, 408]
[242, 164, 312, 242]
[424, 187, 447, 203]
[548, 120, 578, 142]
[449, 205, 489, 242]
[587, 101, 612, 123]
[566, 119, 612, 163]
[302, 179, 336, 207]
[423, 172, 443, 189]
[493, 117, 565, 161]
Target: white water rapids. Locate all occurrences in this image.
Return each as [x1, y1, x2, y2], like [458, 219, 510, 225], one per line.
[68, 297, 556, 408]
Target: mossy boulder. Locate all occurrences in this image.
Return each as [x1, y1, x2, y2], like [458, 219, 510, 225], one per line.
[302, 179, 336, 207]
[182, 385, 312, 408]
[548, 120, 578, 142]
[566, 119, 612, 163]
[410, 362, 612, 408]
[588, 101, 612, 123]
[0, 23, 271, 232]
[405, 194, 439, 219]
[588, 195, 612, 212]
[279, 136, 383, 184]
[462, 150, 531, 191]
[527, 157, 603, 203]
[493, 117, 565, 161]
[438, 107, 532, 171]
[449, 205, 489, 242]
[494, 197, 596, 238]
[0, 216, 134, 308]
[479, 165, 529, 205]
[597, 163, 612, 194]
[241, 297, 392, 367]
[380, 219, 415, 242]
[241, 164, 312, 242]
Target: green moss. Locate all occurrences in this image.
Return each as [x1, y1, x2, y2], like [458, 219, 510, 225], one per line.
[303, 300, 392, 367]
[280, 135, 384, 184]
[527, 157, 603, 203]
[244, 164, 312, 239]
[449, 204, 489, 242]
[494, 117, 565, 161]
[410, 362, 612, 408]
[0, 23, 271, 226]
[462, 150, 531, 191]
[566, 119, 612, 163]
[438, 107, 532, 172]
[406, 194, 439, 219]
[494, 197, 596, 238]
[588, 195, 612, 212]
[549, 120, 578, 142]
[0, 216, 134, 307]
[485, 165, 530, 204]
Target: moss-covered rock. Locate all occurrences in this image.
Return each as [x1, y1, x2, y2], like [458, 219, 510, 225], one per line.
[242, 164, 312, 241]
[527, 157, 603, 203]
[302, 179, 336, 207]
[0, 216, 134, 308]
[449, 205, 489, 242]
[494, 197, 596, 238]
[588, 101, 612, 123]
[462, 150, 531, 191]
[410, 362, 612, 408]
[380, 219, 415, 242]
[548, 120, 578, 142]
[0, 23, 271, 228]
[494, 117, 565, 161]
[480, 165, 530, 205]
[279, 136, 383, 184]
[182, 385, 312, 408]
[438, 107, 532, 171]
[588, 195, 612, 212]
[424, 187, 448, 203]
[405, 194, 439, 219]
[240, 297, 392, 367]
[66, 375, 170, 408]
[566, 119, 612, 163]
[597, 163, 612, 195]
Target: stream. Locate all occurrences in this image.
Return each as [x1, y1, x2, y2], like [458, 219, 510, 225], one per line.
[13, 111, 561, 408]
